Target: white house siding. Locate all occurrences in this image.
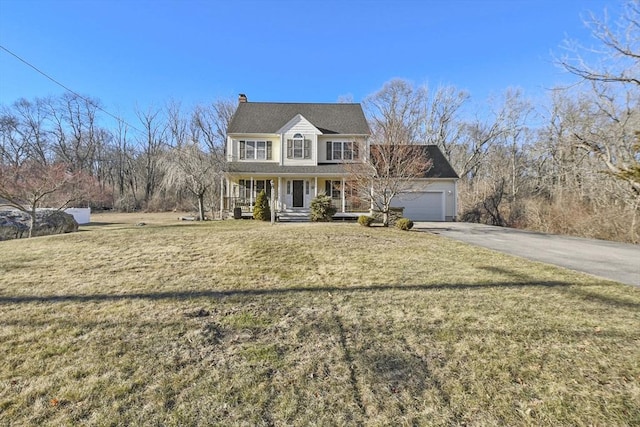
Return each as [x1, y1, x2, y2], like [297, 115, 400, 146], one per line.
[279, 115, 321, 167]
[226, 134, 280, 162]
[317, 136, 367, 164]
[278, 114, 320, 137]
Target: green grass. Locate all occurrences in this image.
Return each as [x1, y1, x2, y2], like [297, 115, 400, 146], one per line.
[1, 214, 639, 426]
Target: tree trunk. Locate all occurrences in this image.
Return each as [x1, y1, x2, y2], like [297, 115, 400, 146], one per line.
[631, 196, 640, 244]
[197, 193, 205, 221]
[29, 205, 36, 238]
[382, 209, 389, 227]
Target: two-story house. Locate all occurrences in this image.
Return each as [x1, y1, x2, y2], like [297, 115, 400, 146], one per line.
[223, 95, 371, 219]
[222, 95, 458, 221]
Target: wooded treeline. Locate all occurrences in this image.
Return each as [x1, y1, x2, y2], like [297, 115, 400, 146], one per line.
[360, 1, 639, 242]
[0, 96, 235, 223]
[1, 1, 638, 242]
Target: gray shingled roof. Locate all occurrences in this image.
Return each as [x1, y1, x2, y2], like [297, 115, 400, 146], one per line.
[370, 144, 459, 179]
[227, 102, 371, 135]
[421, 145, 459, 178]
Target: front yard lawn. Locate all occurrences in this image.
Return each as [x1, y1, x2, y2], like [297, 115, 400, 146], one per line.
[1, 215, 639, 425]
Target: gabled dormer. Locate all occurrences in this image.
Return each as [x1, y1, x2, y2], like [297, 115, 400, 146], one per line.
[277, 114, 322, 166]
[226, 98, 371, 165]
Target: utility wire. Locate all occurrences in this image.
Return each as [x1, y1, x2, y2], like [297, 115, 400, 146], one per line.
[0, 44, 143, 133]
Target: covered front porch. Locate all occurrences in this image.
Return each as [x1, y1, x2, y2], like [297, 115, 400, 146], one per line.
[221, 175, 369, 220]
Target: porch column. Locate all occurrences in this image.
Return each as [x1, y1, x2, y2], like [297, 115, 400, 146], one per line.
[314, 177, 318, 197]
[341, 177, 346, 213]
[270, 180, 275, 224]
[277, 177, 282, 211]
[250, 177, 254, 207]
[219, 177, 225, 219]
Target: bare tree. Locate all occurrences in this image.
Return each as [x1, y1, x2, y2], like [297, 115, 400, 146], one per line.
[497, 88, 535, 203]
[158, 101, 230, 219]
[1, 98, 51, 166]
[353, 80, 432, 226]
[166, 100, 189, 149]
[571, 83, 640, 194]
[365, 79, 427, 146]
[108, 120, 139, 210]
[337, 93, 355, 103]
[160, 142, 217, 220]
[0, 113, 28, 168]
[457, 117, 506, 181]
[192, 99, 235, 153]
[424, 85, 470, 161]
[48, 93, 104, 174]
[192, 100, 234, 216]
[559, 0, 639, 86]
[557, 0, 640, 193]
[356, 144, 432, 226]
[135, 107, 167, 206]
[0, 161, 100, 237]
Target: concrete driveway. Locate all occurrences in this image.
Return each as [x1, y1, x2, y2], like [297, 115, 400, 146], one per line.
[414, 222, 640, 287]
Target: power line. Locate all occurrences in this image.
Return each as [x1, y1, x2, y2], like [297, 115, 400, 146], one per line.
[0, 44, 143, 133]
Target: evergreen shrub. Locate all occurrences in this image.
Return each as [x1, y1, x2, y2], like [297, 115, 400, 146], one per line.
[395, 217, 414, 230]
[253, 190, 271, 221]
[310, 193, 336, 222]
[358, 215, 374, 227]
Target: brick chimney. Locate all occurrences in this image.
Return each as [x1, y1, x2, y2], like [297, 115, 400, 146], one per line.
[238, 93, 248, 103]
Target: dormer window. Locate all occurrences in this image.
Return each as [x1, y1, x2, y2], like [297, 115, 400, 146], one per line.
[287, 133, 311, 159]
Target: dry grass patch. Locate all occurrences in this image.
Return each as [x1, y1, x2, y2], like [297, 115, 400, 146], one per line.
[1, 215, 639, 425]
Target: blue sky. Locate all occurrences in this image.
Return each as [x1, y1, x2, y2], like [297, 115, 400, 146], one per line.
[0, 0, 618, 128]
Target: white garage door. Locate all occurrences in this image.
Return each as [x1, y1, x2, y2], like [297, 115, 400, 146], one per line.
[393, 192, 444, 221]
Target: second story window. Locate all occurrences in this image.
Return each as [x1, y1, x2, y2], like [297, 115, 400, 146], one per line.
[287, 133, 311, 159]
[326, 141, 358, 161]
[239, 140, 272, 160]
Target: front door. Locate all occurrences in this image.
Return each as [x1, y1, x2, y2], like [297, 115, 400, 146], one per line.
[292, 180, 304, 208]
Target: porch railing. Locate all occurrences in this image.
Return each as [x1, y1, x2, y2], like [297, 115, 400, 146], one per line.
[329, 198, 370, 213]
[223, 197, 256, 212]
[223, 197, 369, 213]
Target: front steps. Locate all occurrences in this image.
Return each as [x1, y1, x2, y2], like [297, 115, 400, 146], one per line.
[277, 209, 310, 222]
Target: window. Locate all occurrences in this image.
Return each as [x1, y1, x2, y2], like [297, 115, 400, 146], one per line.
[325, 180, 341, 199]
[326, 141, 358, 161]
[239, 179, 272, 199]
[287, 133, 311, 159]
[239, 140, 272, 160]
[343, 142, 353, 160]
[333, 142, 342, 160]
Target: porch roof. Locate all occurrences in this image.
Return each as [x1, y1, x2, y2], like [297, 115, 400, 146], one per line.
[226, 162, 370, 176]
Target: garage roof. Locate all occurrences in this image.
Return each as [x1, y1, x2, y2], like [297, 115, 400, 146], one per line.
[370, 144, 459, 179]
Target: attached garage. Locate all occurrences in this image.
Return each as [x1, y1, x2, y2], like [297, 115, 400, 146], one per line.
[392, 191, 445, 221]
[371, 144, 460, 221]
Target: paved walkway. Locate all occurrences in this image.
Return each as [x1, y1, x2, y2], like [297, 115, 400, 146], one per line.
[414, 222, 640, 287]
